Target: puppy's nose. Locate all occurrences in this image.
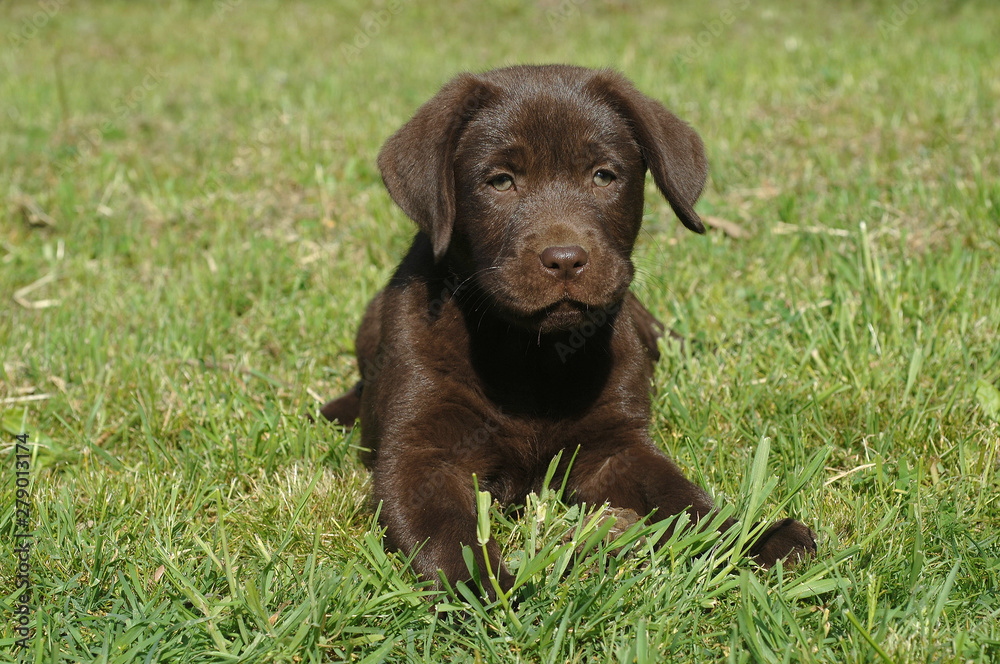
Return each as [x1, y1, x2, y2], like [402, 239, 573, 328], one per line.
[539, 245, 589, 279]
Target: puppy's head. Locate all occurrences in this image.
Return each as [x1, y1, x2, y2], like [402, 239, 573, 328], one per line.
[378, 65, 707, 333]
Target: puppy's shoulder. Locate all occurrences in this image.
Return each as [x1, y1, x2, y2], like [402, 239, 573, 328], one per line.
[380, 232, 465, 333]
[387, 232, 438, 289]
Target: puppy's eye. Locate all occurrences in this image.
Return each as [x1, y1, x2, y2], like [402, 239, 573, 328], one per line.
[593, 170, 615, 187]
[489, 174, 514, 191]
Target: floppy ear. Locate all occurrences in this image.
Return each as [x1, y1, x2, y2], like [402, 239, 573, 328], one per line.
[377, 74, 497, 261]
[584, 71, 708, 233]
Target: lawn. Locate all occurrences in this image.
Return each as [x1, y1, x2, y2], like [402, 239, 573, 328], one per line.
[2, 0, 999, 662]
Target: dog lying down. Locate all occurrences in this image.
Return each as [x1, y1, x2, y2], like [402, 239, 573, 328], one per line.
[320, 64, 816, 595]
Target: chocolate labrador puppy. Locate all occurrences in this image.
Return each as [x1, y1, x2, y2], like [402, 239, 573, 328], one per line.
[320, 65, 815, 595]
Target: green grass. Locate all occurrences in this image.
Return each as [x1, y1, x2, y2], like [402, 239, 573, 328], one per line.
[2, 0, 999, 661]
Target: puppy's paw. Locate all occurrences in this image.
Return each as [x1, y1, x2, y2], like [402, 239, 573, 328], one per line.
[747, 518, 816, 570]
[560, 506, 644, 557]
[317, 383, 363, 426]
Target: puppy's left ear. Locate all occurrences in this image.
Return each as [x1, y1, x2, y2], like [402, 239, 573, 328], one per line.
[378, 74, 497, 261]
[585, 71, 708, 233]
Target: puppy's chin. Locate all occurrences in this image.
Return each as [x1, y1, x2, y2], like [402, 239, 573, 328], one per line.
[499, 299, 622, 335]
[534, 301, 590, 333]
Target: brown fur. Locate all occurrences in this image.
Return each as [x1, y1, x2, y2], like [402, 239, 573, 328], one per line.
[320, 65, 815, 595]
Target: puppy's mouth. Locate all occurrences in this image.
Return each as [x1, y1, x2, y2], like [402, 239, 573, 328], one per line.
[530, 298, 623, 334]
[471, 267, 630, 334]
[534, 300, 586, 331]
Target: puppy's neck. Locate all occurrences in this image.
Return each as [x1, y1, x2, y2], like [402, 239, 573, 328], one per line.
[455, 285, 619, 416]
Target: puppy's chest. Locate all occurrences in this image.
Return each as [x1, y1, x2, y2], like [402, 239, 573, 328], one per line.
[477, 418, 594, 502]
[406, 287, 615, 411]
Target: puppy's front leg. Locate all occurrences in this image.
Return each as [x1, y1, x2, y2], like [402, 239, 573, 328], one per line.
[568, 437, 717, 522]
[568, 438, 816, 568]
[372, 446, 514, 597]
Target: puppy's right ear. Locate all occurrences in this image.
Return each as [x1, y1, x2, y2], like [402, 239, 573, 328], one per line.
[377, 74, 496, 262]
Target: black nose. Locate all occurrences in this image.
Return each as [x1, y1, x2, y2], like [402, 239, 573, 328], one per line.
[539, 245, 589, 279]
